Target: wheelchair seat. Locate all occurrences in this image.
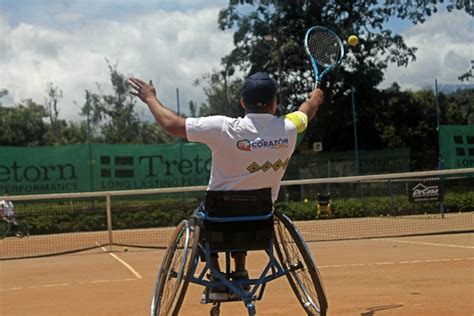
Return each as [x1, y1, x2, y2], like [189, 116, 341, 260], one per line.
[198, 188, 274, 252]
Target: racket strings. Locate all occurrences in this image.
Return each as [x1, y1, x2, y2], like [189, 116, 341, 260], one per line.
[307, 30, 342, 67]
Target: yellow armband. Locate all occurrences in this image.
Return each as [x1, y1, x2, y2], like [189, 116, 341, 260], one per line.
[285, 111, 308, 133]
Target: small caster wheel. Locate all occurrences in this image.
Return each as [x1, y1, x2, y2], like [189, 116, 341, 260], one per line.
[210, 304, 220, 316]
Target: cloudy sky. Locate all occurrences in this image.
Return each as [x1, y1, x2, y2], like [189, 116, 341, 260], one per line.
[1, 1, 473, 121]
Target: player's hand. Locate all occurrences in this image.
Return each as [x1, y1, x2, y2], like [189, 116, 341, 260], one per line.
[309, 88, 324, 106]
[128, 77, 157, 104]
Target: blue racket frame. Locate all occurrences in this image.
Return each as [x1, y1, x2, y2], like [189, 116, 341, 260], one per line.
[304, 25, 344, 88]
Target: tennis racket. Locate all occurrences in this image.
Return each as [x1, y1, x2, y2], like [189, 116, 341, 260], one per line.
[304, 25, 344, 88]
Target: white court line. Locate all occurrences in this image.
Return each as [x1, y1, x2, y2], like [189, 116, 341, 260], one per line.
[382, 239, 474, 249]
[108, 252, 142, 279]
[319, 257, 474, 269]
[89, 278, 137, 284]
[0, 278, 139, 292]
[95, 242, 143, 279]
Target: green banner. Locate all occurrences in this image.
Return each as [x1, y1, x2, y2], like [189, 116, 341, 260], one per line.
[439, 125, 474, 169]
[1, 143, 412, 195]
[91, 142, 211, 191]
[0, 144, 90, 194]
[0, 143, 211, 195]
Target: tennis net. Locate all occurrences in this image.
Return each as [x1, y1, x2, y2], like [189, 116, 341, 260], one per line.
[1, 168, 473, 260]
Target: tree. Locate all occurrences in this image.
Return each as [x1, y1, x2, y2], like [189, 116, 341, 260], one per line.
[212, 0, 472, 153]
[0, 89, 8, 106]
[458, 60, 473, 82]
[139, 122, 177, 144]
[0, 99, 47, 146]
[83, 60, 142, 144]
[42, 82, 85, 145]
[195, 70, 245, 117]
[81, 60, 177, 144]
[44, 82, 62, 125]
[443, 88, 474, 125]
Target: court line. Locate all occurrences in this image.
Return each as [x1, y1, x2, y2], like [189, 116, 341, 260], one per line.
[0, 278, 139, 292]
[319, 257, 474, 269]
[95, 242, 143, 279]
[382, 239, 474, 249]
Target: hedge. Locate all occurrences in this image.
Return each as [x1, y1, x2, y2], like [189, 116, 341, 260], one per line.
[13, 191, 473, 235]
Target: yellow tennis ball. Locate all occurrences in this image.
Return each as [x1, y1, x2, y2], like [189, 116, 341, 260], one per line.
[304, 198, 308, 203]
[123, 247, 128, 252]
[348, 35, 359, 47]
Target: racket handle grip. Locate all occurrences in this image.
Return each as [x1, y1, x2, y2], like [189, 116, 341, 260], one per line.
[314, 80, 321, 89]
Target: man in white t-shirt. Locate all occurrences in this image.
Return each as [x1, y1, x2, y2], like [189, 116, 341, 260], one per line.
[129, 72, 323, 297]
[1, 193, 20, 235]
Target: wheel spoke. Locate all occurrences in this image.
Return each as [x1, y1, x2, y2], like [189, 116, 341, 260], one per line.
[151, 220, 200, 316]
[274, 212, 327, 315]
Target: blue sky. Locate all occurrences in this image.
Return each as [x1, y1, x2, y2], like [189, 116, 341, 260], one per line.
[0, 1, 472, 121]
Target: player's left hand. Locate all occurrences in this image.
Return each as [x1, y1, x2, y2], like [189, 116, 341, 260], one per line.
[128, 77, 156, 103]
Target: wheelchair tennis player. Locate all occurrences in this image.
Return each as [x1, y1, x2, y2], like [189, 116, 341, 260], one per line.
[129, 72, 326, 315]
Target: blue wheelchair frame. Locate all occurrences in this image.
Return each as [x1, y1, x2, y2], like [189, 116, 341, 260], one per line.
[150, 189, 327, 316]
[189, 209, 287, 314]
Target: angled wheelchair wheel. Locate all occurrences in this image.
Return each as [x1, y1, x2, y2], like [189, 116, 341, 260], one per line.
[14, 223, 30, 238]
[151, 219, 200, 316]
[273, 211, 328, 316]
[0, 220, 10, 239]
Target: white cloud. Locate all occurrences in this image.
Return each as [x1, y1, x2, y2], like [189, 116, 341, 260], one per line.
[0, 7, 234, 121]
[381, 10, 474, 90]
[2, 3, 471, 123]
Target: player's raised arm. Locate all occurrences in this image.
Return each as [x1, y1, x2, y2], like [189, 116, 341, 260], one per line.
[128, 77, 187, 139]
[297, 88, 324, 121]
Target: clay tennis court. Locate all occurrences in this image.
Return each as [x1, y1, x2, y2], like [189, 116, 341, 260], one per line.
[1, 232, 473, 315]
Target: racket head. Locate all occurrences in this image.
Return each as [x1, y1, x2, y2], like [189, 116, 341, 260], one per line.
[304, 25, 344, 83]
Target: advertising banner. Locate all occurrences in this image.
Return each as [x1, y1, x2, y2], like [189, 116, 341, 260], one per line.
[439, 125, 474, 169]
[0, 143, 211, 195]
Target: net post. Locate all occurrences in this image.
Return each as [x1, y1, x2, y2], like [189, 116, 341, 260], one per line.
[388, 179, 396, 217]
[106, 193, 113, 252]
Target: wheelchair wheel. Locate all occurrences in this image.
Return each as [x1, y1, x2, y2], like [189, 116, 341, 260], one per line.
[14, 223, 30, 238]
[0, 220, 11, 239]
[273, 211, 328, 316]
[151, 219, 200, 316]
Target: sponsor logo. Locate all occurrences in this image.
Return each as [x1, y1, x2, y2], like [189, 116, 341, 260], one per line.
[409, 182, 442, 203]
[236, 137, 289, 151]
[412, 183, 439, 197]
[236, 140, 251, 152]
[246, 158, 290, 173]
[100, 156, 135, 178]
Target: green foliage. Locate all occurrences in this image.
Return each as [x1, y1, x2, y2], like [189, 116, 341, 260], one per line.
[205, 0, 473, 156]
[84, 61, 142, 144]
[194, 71, 245, 118]
[0, 99, 48, 146]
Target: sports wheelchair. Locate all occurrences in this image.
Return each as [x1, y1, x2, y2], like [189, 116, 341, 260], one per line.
[0, 216, 30, 239]
[151, 188, 327, 316]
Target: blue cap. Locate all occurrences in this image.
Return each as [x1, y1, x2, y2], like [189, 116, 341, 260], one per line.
[241, 72, 278, 108]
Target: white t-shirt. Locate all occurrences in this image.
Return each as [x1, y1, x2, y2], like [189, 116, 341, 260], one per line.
[1, 200, 15, 217]
[186, 112, 307, 202]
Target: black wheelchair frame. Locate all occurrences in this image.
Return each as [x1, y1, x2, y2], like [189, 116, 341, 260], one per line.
[0, 217, 30, 239]
[151, 189, 328, 316]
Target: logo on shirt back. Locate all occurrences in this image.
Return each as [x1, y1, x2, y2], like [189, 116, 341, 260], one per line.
[236, 140, 252, 151]
[236, 138, 289, 151]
